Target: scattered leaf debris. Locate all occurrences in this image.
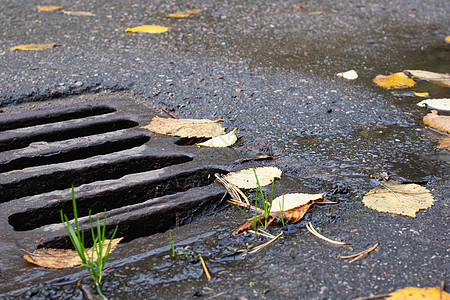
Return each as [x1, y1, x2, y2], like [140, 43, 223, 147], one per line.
[362, 182, 434, 217]
[22, 238, 123, 269]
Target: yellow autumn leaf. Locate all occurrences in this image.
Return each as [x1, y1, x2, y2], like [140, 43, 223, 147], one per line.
[125, 25, 169, 33]
[414, 92, 429, 97]
[197, 128, 237, 148]
[10, 43, 59, 50]
[223, 167, 282, 189]
[62, 10, 96, 16]
[22, 237, 123, 269]
[389, 286, 449, 300]
[308, 11, 323, 15]
[167, 13, 190, 18]
[445, 36, 450, 43]
[373, 72, 416, 89]
[186, 9, 202, 13]
[37, 5, 62, 11]
[404, 70, 450, 87]
[362, 182, 434, 217]
[142, 116, 226, 138]
[271, 193, 326, 212]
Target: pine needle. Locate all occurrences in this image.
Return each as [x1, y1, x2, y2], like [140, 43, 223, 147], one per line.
[306, 222, 350, 245]
[341, 243, 379, 263]
[198, 254, 211, 280]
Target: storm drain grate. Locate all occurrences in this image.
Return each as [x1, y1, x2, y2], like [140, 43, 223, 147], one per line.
[0, 95, 237, 260]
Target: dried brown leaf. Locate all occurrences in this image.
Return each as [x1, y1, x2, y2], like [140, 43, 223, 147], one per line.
[423, 110, 450, 134]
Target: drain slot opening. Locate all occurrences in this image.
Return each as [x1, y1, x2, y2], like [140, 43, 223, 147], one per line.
[8, 168, 225, 231]
[0, 153, 193, 203]
[0, 132, 151, 173]
[0, 104, 116, 132]
[0, 116, 138, 152]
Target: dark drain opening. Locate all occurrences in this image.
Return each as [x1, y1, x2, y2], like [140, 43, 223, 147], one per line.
[0, 104, 116, 132]
[0, 116, 139, 152]
[0, 153, 193, 203]
[42, 188, 228, 249]
[8, 167, 226, 231]
[0, 132, 151, 173]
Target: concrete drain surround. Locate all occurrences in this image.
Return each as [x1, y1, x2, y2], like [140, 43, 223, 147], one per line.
[0, 95, 238, 293]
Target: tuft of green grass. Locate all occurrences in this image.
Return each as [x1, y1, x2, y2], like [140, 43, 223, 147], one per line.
[61, 186, 118, 300]
[251, 168, 275, 229]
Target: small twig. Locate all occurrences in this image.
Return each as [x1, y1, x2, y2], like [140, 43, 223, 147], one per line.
[242, 231, 283, 256]
[373, 190, 429, 195]
[353, 294, 392, 300]
[341, 243, 379, 263]
[314, 201, 338, 204]
[227, 199, 264, 213]
[77, 276, 97, 300]
[199, 254, 212, 281]
[216, 174, 250, 205]
[306, 222, 350, 245]
[162, 108, 178, 119]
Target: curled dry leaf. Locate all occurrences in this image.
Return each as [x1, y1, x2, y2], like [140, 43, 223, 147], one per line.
[362, 182, 434, 217]
[125, 25, 170, 33]
[336, 70, 358, 80]
[404, 70, 450, 87]
[423, 110, 450, 134]
[197, 128, 237, 148]
[417, 98, 450, 111]
[62, 10, 96, 16]
[142, 116, 226, 138]
[388, 286, 449, 300]
[22, 237, 123, 269]
[373, 72, 416, 89]
[223, 167, 282, 189]
[10, 44, 59, 51]
[37, 5, 62, 11]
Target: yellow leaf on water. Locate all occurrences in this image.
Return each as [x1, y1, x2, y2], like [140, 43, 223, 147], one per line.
[10, 43, 59, 50]
[142, 116, 226, 138]
[186, 9, 202, 13]
[373, 72, 416, 89]
[197, 128, 237, 148]
[125, 25, 169, 33]
[37, 5, 62, 11]
[62, 10, 96, 16]
[362, 182, 434, 217]
[223, 167, 282, 189]
[167, 13, 190, 18]
[22, 237, 123, 269]
[389, 286, 449, 300]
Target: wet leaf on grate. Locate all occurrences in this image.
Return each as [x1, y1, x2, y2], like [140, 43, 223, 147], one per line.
[336, 70, 358, 80]
[388, 286, 449, 299]
[62, 10, 96, 16]
[37, 5, 62, 11]
[125, 25, 170, 33]
[10, 44, 59, 51]
[198, 128, 237, 148]
[142, 116, 226, 138]
[404, 70, 450, 87]
[373, 72, 416, 89]
[22, 237, 123, 269]
[223, 167, 282, 189]
[423, 110, 450, 134]
[362, 182, 434, 217]
[417, 98, 450, 111]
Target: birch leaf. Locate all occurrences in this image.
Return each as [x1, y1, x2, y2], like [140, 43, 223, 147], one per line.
[423, 110, 450, 134]
[389, 286, 449, 300]
[198, 128, 237, 148]
[271, 193, 326, 212]
[404, 70, 450, 87]
[22, 237, 123, 269]
[362, 182, 434, 217]
[223, 167, 282, 189]
[142, 116, 226, 138]
[10, 44, 59, 50]
[37, 5, 62, 11]
[417, 98, 450, 111]
[373, 72, 416, 89]
[337, 70, 358, 80]
[125, 25, 169, 33]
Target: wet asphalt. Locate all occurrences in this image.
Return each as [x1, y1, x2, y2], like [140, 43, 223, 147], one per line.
[0, 0, 449, 299]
